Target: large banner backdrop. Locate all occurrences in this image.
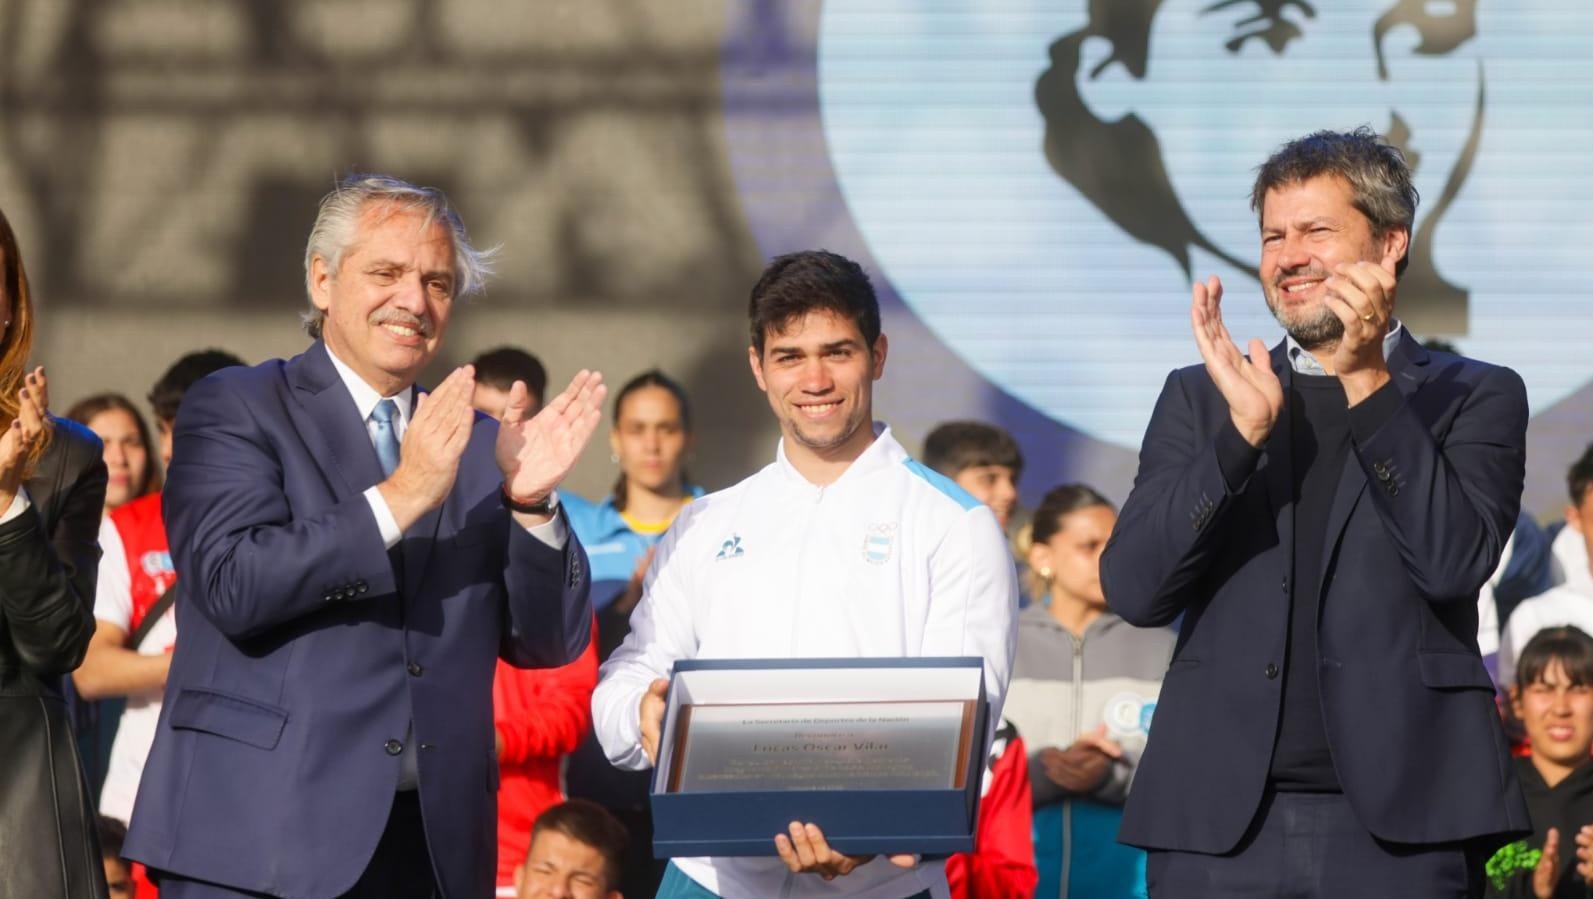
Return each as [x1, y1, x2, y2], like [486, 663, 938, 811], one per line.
[723, 0, 1593, 517]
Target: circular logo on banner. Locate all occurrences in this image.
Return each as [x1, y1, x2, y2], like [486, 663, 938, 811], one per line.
[1104, 691, 1154, 739]
[817, 1, 1593, 448]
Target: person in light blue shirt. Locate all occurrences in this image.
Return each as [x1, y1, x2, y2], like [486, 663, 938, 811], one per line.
[562, 371, 701, 638]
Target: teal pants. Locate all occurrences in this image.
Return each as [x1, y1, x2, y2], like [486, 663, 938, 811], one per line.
[656, 863, 933, 898]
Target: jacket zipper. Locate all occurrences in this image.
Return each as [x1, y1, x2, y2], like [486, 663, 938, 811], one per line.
[789, 485, 823, 654]
[1060, 629, 1085, 899]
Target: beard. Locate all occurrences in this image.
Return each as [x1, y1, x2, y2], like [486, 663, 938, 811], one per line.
[1271, 302, 1344, 350]
[1265, 270, 1344, 350]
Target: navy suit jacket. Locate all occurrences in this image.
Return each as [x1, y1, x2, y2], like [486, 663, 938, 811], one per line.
[124, 342, 592, 898]
[1102, 334, 1530, 853]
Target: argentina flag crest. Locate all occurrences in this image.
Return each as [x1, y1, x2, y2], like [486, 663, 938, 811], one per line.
[862, 522, 896, 565]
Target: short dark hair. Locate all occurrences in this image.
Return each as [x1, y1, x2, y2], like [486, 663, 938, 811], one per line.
[150, 350, 246, 424]
[65, 392, 162, 496]
[1516, 626, 1593, 690]
[528, 799, 629, 887]
[1251, 126, 1418, 276]
[748, 250, 880, 355]
[922, 421, 1024, 481]
[1031, 483, 1114, 546]
[1570, 444, 1593, 508]
[97, 815, 128, 860]
[471, 346, 548, 404]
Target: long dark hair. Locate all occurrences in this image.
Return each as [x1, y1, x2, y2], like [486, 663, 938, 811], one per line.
[0, 207, 50, 468]
[65, 392, 163, 497]
[611, 369, 692, 513]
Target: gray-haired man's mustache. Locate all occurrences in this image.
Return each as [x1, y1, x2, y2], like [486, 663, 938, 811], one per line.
[368, 310, 433, 337]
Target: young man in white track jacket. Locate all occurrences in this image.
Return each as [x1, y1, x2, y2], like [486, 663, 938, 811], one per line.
[592, 250, 1018, 899]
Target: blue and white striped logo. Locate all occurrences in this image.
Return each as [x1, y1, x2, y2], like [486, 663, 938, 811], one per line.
[862, 523, 896, 565]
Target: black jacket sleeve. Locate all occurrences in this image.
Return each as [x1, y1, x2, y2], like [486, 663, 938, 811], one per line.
[0, 420, 105, 675]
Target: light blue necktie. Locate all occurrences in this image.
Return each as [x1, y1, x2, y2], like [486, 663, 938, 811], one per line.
[370, 398, 401, 477]
[372, 397, 418, 790]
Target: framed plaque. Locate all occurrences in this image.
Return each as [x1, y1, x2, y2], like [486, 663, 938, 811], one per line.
[667, 700, 976, 794]
[649, 657, 989, 858]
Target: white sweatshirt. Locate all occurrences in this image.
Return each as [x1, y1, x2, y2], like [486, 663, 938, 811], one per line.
[592, 425, 1017, 899]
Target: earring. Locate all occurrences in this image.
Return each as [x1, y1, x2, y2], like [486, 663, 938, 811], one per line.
[1039, 567, 1053, 582]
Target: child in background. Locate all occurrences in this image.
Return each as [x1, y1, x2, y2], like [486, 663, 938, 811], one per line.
[1488, 626, 1593, 898]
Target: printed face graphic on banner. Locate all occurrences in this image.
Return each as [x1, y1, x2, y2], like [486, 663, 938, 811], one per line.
[817, 1, 1593, 449]
[1039, 0, 1480, 332]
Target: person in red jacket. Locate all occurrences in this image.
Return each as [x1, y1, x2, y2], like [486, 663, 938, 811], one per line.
[945, 719, 1039, 899]
[494, 618, 601, 896]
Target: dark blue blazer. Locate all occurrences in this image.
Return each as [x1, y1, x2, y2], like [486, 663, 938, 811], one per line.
[124, 342, 591, 898]
[1102, 334, 1531, 853]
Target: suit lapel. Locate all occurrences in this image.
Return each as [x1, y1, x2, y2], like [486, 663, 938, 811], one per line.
[1317, 330, 1432, 596]
[288, 343, 386, 496]
[1262, 347, 1295, 556]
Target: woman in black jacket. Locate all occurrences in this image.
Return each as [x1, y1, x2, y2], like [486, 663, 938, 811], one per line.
[0, 206, 110, 897]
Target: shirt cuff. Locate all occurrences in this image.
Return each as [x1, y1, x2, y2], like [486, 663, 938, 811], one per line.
[1347, 380, 1404, 445]
[1214, 419, 1263, 494]
[0, 486, 31, 524]
[362, 486, 403, 550]
[520, 492, 568, 550]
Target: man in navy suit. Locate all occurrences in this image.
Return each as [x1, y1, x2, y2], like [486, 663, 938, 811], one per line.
[124, 174, 605, 898]
[1102, 129, 1530, 897]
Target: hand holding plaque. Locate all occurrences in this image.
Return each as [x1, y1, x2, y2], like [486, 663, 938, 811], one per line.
[640, 678, 669, 763]
[774, 822, 916, 880]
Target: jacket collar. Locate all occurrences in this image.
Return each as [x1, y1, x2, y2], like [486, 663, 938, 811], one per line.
[1268, 327, 1431, 391]
[774, 422, 902, 491]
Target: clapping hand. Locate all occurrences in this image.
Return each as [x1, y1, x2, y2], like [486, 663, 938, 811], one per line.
[496, 370, 606, 518]
[0, 366, 50, 505]
[1190, 277, 1282, 448]
[1320, 258, 1397, 405]
[615, 545, 657, 615]
[1574, 825, 1593, 889]
[1534, 827, 1560, 899]
[380, 365, 476, 530]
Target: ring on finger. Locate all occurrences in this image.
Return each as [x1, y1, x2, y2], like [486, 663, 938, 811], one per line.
[1360, 312, 1375, 322]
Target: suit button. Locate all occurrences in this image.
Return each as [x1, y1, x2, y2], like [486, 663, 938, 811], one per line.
[1281, 577, 1289, 592]
[385, 739, 404, 756]
[357, 582, 368, 594]
[1388, 484, 1400, 497]
[1265, 663, 1279, 679]
[407, 663, 424, 677]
